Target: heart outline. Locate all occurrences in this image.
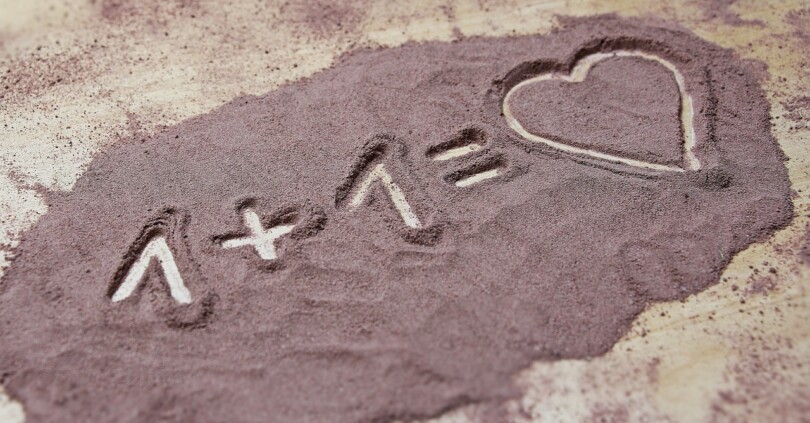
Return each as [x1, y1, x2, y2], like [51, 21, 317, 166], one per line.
[503, 50, 701, 172]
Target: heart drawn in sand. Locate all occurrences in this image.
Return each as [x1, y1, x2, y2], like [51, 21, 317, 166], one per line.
[503, 50, 701, 172]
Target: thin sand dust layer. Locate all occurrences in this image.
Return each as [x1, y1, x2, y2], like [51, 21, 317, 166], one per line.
[0, 17, 792, 423]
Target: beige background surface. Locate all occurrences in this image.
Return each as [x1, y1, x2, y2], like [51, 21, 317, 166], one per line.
[1, 0, 808, 421]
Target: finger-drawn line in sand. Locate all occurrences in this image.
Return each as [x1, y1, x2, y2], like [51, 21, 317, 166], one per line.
[219, 208, 296, 260]
[503, 50, 700, 172]
[427, 127, 486, 161]
[430, 144, 482, 161]
[455, 168, 499, 187]
[444, 154, 508, 187]
[111, 236, 192, 304]
[350, 163, 422, 228]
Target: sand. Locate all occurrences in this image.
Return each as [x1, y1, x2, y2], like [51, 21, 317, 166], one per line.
[0, 15, 792, 423]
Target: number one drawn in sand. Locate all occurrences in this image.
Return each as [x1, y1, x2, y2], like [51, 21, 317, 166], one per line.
[348, 162, 423, 229]
[110, 236, 192, 304]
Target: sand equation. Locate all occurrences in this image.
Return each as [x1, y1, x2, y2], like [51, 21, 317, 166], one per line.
[111, 50, 705, 305]
[111, 132, 508, 303]
[0, 17, 793, 423]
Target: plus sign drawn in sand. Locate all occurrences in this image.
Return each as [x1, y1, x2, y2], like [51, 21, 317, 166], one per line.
[0, 16, 793, 423]
[219, 208, 296, 260]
